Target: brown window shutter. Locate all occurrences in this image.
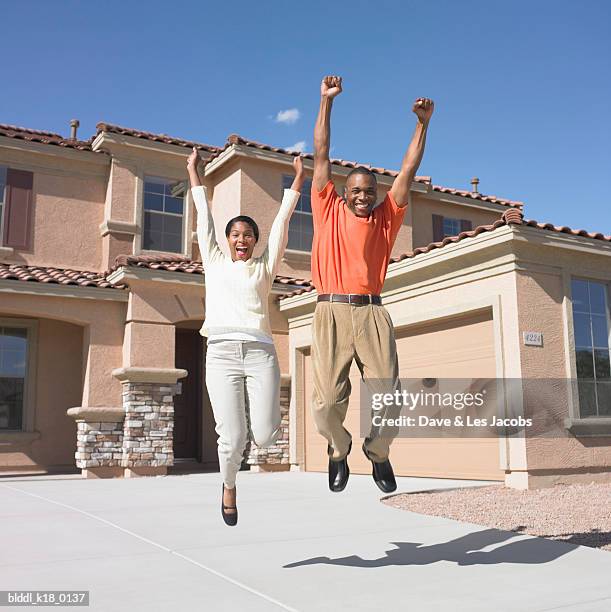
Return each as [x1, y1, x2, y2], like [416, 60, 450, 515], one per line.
[432, 214, 444, 242]
[460, 219, 472, 233]
[3, 169, 33, 249]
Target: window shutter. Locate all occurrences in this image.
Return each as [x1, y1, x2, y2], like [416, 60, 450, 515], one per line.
[432, 214, 444, 242]
[3, 169, 34, 249]
[460, 219, 472, 233]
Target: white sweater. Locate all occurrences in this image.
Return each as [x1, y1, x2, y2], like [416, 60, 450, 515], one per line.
[192, 186, 300, 340]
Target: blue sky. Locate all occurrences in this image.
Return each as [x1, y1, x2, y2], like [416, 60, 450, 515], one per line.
[2, 0, 610, 233]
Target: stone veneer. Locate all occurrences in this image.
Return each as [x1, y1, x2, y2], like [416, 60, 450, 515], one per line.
[74, 420, 123, 469]
[246, 377, 290, 469]
[69, 367, 186, 476]
[121, 382, 178, 468]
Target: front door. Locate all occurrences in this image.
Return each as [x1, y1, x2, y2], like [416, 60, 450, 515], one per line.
[174, 328, 219, 468]
[174, 329, 202, 460]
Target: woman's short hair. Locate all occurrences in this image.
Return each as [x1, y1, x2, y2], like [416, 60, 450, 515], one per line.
[225, 215, 259, 242]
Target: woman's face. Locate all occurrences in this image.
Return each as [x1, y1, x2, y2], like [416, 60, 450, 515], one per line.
[227, 221, 257, 262]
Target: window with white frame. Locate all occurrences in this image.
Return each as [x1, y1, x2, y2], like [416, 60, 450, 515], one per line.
[283, 176, 313, 252]
[0, 326, 28, 430]
[0, 166, 6, 242]
[142, 176, 186, 253]
[571, 279, 611, 417]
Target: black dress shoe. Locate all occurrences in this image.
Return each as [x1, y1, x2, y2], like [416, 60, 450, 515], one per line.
[362, 443, 397, 493]
[328, 441, 351, 492]
[221, 484, 238, 526]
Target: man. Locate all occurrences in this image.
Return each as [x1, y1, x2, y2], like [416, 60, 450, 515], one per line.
[311, 74, 434, 493]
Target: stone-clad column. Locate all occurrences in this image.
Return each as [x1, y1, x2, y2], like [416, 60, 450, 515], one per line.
[113, 367, 187, 477]
[66, 407, 125, 479]
[247, 375, 291, 471]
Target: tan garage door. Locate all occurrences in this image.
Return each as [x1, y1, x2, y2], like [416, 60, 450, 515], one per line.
[303, 309, 504, 480]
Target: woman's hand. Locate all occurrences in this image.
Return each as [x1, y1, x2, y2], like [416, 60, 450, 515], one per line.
[187, 147, 202, 187]
[290, 154, 305, 193]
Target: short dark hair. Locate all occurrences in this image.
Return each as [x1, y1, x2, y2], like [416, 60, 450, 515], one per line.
[225, 215, 259, 242]
[346, 166, 377, 184]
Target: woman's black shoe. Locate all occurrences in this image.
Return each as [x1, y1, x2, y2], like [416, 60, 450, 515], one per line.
[221, 484, 238, 526]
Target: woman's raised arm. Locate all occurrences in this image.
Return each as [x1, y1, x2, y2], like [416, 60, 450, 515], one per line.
[187, 147, 221, 265]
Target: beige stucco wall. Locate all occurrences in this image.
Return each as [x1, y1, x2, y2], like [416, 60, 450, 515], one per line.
[0, 145, 107, 272]
[203, 158, 242, 261]
[514, 239, 611, 480]
[104, 157, 137, 225]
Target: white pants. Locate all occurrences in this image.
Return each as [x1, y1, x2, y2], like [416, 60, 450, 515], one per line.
[205, 340, 281, 488]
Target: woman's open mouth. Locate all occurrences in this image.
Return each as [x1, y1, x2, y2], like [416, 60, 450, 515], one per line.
[235, 246, 249, 259]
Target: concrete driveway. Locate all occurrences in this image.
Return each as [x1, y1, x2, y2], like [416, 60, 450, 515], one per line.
[1, 471, 610, 611]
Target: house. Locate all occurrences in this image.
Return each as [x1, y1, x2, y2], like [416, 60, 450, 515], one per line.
[1, 121, 609, 488]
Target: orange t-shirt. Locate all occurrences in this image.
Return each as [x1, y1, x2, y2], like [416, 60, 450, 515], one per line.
[311, 180, 406, 295]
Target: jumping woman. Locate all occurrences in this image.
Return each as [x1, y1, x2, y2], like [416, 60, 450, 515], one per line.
[187, 147, 304, 526]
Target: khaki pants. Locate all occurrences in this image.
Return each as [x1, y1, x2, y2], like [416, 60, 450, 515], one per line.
[311, 302, 400, 462]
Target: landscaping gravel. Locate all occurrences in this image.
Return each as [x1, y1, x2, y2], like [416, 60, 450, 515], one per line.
[384, 482, 611, 551]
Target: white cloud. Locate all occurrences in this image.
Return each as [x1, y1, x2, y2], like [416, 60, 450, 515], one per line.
[275, 108, 301, 125]
[286, 140, 307, 153]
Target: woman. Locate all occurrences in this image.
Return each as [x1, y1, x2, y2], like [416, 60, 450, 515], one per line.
[187, 147, 304, 526]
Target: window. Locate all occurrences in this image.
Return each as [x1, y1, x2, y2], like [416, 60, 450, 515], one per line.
[432, 214, 472, 242]
[0, 327, 28, 430]
[0, 166, 6, 242]
[571, 279, 611, 417]
[284, 176, 313, 252]
[142, 176, 186, 253]
[443, 217, 461, 237]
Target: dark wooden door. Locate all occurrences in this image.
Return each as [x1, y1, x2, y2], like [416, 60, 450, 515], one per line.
[200, 341, 220, 467]
[174, 329, 203, 460]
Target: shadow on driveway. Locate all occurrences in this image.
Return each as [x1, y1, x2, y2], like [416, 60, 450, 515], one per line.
[284, 528, 577, 568]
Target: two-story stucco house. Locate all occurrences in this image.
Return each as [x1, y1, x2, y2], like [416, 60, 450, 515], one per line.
[1, 121, 609, 488]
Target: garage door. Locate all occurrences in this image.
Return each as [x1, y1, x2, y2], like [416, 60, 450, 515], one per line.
[303, 309, 504, 480]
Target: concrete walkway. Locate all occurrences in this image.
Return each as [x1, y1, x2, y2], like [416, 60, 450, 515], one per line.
[1, 471, 610, 611]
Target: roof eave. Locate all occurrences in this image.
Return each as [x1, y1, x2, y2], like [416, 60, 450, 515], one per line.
[92, 130, 216, 159]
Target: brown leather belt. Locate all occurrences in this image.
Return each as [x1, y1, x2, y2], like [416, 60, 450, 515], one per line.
[317, 293, 382, 306]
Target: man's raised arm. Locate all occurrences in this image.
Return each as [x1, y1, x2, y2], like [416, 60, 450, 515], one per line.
[313, 75, 342, 193]
[390, 98, 435, 209]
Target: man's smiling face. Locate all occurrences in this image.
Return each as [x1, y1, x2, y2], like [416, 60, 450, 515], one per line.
[344, 173, 378, 218]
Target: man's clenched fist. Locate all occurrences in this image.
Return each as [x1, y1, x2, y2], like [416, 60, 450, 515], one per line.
[321, 75, 343, 99]
[413, 98, 434, 124]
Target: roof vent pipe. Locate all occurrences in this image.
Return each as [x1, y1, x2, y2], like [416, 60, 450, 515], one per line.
[70, 119, 80, 140]
[471, 177, 479, 193]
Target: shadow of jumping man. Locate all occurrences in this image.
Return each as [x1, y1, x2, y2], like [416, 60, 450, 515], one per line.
[283, 527, 578, 569]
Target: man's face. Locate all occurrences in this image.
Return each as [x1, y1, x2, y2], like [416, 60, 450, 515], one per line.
[345, 173, 377, 218]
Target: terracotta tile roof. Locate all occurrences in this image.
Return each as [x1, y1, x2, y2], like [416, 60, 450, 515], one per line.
[278, 208, 611, 301]
[110, 253, 203, 275]
[209, 134, 523, 209]
[96, 123, 219, 153]
[0, 263, 125, 289]
[388, 208, 611, 264]
[0, 124, 94, 151]
[108, 254, 311, 287]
